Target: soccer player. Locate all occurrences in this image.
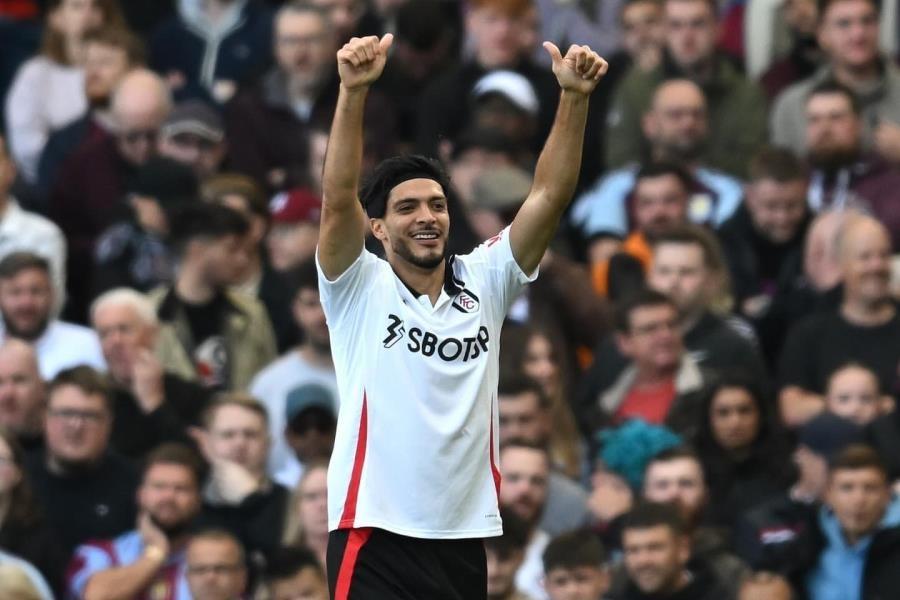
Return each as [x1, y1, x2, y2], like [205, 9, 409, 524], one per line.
[318, 33, 607, 599]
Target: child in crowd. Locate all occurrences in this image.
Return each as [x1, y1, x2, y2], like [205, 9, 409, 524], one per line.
[824, 363, 888, 426]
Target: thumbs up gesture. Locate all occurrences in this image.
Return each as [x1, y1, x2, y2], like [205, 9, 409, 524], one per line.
[337, 34, 394, 90]
[543, 42, 608, 95]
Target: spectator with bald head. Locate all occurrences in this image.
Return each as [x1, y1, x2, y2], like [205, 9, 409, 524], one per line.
[0, 339, 46, 451]
[572, 79, 742, 263]
[36, 26, 145, 204]
[779, 214, 900, 426]
[605, 0, 766, 178]
[50, 68, 172, 321]
[90, 288, 213, 459]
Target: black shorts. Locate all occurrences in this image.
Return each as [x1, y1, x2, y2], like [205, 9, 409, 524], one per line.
[327, 528, 487, 600]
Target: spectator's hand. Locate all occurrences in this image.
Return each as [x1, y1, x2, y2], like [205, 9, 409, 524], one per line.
[543, 42, 608, 95]
[337, 34, 393, 90]
[874, 120, 900, 164]
[138, 512, 170, 559]
[189, 427, 260, 505]
[132, 349, 164, 414]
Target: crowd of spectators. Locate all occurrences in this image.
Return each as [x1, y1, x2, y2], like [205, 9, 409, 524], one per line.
[0, 0, 899, 598]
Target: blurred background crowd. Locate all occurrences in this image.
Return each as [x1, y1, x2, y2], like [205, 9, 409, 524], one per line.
[0, 0, 899, 598]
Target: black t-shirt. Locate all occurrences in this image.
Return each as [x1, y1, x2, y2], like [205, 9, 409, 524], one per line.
[181, 293, 229, 389]
[778, 309, 900, 395]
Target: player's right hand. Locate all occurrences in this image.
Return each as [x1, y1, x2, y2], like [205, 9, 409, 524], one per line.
[337, 34, 393, 90]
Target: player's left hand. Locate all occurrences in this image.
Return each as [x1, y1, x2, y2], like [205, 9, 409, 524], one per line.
[543, 42, 608, 95]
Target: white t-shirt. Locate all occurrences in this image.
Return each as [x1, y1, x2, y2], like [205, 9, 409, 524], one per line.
[317, 226, 536, 539]
[250, 351, 338, 488]
[0, 320, 106, 380]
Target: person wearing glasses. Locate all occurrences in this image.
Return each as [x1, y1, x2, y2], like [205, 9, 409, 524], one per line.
[24, 366, 139, 557]
[66, 442, 205, 600]
[185, 529, 248, 600]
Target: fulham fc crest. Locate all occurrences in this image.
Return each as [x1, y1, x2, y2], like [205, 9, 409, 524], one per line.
[453, 290, 480, 314]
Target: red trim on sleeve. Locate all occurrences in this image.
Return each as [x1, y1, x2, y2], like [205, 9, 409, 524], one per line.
[338, 392, 369, 528]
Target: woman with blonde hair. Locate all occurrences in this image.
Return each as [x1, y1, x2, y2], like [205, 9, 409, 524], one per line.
[5, 0, 125, 182]
[282, 460, 328, 568]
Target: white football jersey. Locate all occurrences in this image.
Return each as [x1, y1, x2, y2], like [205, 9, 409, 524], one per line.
[317, 226, 536, 539]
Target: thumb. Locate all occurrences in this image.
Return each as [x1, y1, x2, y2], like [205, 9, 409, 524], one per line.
[542, 41, 562, 64]
[379, 33, 394, 54]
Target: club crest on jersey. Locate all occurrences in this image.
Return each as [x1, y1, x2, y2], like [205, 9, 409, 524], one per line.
[382, 314, 405, 348]
[453, 289, 480, 314]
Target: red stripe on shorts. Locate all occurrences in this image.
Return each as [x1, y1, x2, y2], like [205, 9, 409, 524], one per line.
[334, 528, 373, 600]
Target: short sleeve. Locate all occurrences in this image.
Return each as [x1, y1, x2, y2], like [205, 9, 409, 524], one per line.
[66, 543, 115, 598]
[315, 247, 382, 335]
[465, 226, 539, 317]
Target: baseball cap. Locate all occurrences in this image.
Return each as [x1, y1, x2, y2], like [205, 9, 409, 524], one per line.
[161, 100, 225, 142]
[471, 165, 533, 212]
[472, 71, 539, 116]
[269, 188, 322, 224]
[798, 412, 863, 462]
[285, 384, 336, 423]
[130, 156, 198, 209]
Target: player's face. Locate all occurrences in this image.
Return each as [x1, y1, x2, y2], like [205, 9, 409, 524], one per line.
[375, 178, 450, 271]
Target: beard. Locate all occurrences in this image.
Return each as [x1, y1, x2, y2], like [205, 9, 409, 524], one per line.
[150, 512, 194, 539]
[391, 237, 445, 270]
[808, 143, 860, 173]
[658, 137, 706, 163]
[2, 313, 48, 342]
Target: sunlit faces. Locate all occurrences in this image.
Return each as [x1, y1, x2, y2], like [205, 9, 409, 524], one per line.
[817, 0, 880, 69]
[371, 178, 450, 271]
[826, 465, 890, 543]
[642, 457, 706, 522]
[708, 386, 761, 451]
[622, 525, 690, 595]
[498, 445, 549, 525]
[825, 365, 881, 426]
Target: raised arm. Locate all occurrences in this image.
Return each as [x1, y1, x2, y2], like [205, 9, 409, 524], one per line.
[510, 43, 608, 275]
[317, 34, 393, 280]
